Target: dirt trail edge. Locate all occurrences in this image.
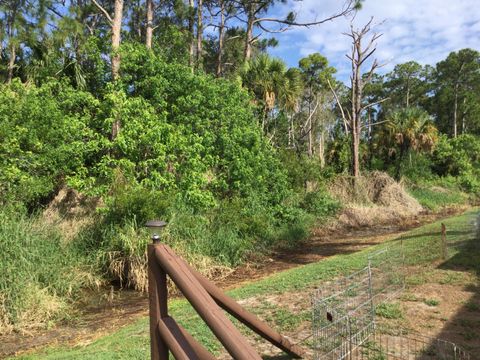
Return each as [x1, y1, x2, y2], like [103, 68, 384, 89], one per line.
[0, 206, 467, 358]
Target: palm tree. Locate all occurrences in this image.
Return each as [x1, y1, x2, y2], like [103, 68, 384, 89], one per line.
[385, 107, 438, 179]
[241, 54, 303, 136]
[278, 68, 303, 147]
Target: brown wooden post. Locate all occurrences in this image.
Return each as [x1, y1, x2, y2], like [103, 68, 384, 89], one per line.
[154, 244, 262, 360]
[441, 223, 447, 260]
[148, 243, 169, 360]
[157, 316, 216, 360]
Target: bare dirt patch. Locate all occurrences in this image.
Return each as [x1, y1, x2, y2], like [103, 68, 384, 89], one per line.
[391, 271, 480, 355]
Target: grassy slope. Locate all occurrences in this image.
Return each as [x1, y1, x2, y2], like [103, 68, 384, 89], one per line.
[16, 209, 479, 359]
[408, 187, 469, 211]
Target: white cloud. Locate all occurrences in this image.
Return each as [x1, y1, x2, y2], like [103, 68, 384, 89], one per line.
[268, 0, 480, 82]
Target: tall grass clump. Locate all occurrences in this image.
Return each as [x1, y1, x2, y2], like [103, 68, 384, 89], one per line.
[76, 190, 317, 292]
[0, 209, 96, 334]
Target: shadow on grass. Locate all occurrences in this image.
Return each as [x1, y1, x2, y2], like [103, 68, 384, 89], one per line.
[397, 230, 473, 242]
[426, 226, 480, 356]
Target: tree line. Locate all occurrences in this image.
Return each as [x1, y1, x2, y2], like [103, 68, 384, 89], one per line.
[1, 1, 480, 193]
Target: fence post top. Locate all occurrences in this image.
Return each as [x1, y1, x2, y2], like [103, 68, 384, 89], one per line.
[145, 219, 168, 244]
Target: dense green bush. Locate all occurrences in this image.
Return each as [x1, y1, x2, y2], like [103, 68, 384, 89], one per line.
[1, 48, 343, 298]
[0, 80, 100, 207]
[430, 134, 480, 193]
[301, 191, 342, 219]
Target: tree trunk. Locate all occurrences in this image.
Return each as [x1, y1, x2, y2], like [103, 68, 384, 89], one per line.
[318, 131, 325, 168]
[111, 0, 124, 81]
[395, 145, 406, 180]
[351, 127, 360, 178]
[111, 0, 124, 140]
[307, 97, 313, 157]
[308, 122, 313, 157]
[287, 114, 292, 147]
[453, 83, 458, 138]
[244, 9, 254, 62]
[6, 8, 16, 84]
[351, 42, 362, 179]
[406, 75, 410, 107]
[367, 110, 372, 140]
[216, 0, 225, 77]
[0, 27, 4, 64]
[146, 0, 154, 49]
[7, 43, 16, 83]
[196, 0, 203, 69]
[188, 0, 195, 68]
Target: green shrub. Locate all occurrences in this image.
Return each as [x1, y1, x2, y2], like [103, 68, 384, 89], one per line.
[429, 134, 480, 195]
[0, 80, 99, 207]
[301, 190, 342, 219]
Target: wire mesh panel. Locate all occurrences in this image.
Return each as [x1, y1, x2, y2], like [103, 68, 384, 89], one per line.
[368, 244, 406, 305]
[312, 266, 375, 359]
[445, 215, 480, 257]
[312, 240, 472, 360]
[353, 333, 471, 360]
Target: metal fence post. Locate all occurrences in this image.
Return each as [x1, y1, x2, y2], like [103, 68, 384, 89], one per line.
[441, 223, 447, 260]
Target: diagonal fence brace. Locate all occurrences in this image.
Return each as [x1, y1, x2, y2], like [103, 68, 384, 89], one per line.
[148, 242, 305, 359]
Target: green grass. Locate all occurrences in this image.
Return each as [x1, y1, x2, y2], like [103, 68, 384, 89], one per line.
[375, 303, 403, 319]
[14, 209, 480, 359]
[0, 209, 97, 334]
[408, 186, 468, 211]
[465, 301, 480, 312]
[424, 299, 440, 307]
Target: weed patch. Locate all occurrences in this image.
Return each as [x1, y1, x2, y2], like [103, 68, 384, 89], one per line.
[376, 303, 403, 319]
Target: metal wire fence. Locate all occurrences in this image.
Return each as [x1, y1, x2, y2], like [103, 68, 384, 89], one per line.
[445, 216, 480, 257]
[352, 332, 471, 360]
[311, 241, 472, 360]
[368, 244, 406, 306]
[312, 243, 406, 359]
[312, 266, 375, 359]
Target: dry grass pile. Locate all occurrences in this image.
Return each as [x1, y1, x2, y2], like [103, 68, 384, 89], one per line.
[106, 247, 233, 294]
[99, 223, 233, 293]
[42, 187, 101, 241]
[328, 171, 423, 228]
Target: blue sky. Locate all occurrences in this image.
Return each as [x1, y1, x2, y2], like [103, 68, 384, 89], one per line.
[264, 0, 480, 82]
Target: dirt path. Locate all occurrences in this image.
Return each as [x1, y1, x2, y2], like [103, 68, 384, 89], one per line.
[0, 207, 466, 358]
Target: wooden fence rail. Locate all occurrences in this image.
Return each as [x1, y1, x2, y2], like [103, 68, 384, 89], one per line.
[147, 240, 305, 360]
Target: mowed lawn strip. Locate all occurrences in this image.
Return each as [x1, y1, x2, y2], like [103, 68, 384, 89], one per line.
[15, 209, 479, 360]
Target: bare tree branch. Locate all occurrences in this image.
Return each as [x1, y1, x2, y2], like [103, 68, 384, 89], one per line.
[91, 0, 113, 24]
[327, 79, 350, 132]
[361, 97, 390, 112]
[360, 119, 390, 130]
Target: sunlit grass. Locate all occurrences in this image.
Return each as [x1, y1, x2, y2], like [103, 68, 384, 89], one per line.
[15, 209, 479, 359]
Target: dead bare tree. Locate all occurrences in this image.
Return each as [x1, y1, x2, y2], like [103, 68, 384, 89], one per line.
[329, 18, 388, 181]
